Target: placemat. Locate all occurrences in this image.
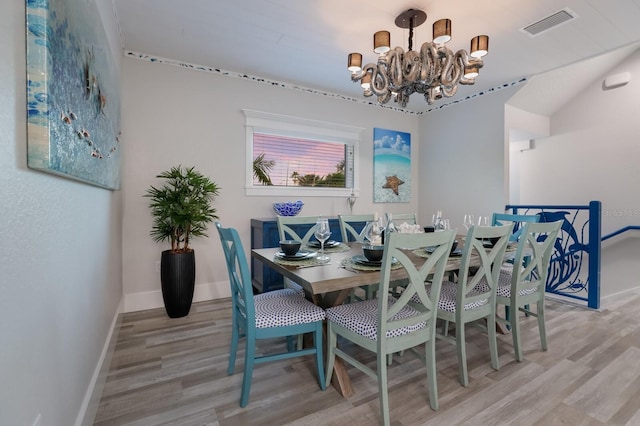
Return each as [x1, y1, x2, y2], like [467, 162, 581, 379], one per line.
[412, 248, 432, 259]
[413, 241, 518, 259]
[340, 257, 404, 272]
[273, 255, 327, 267]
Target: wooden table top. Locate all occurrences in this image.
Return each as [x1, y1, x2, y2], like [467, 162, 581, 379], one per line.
[252, 240, 518, 300]
[251, 243, 469, 297]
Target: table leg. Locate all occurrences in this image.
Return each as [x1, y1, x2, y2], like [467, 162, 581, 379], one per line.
[330, 358, 354, 397]
[315, 288, 356, 398]
[496, 318, 510, 335]
[320, 289, 351, 308]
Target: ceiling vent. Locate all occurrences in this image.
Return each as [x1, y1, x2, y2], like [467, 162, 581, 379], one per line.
[521, 8, 578, 37]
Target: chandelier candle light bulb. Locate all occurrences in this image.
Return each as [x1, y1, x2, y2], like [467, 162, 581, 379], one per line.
[347, 8, 489, 107]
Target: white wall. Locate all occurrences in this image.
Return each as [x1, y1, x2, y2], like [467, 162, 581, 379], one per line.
[417, 86, 521, 230]
[517, 48, 640, 297]
[120, 57, 421, 311]
[518, 50, 640, 216]
[0, 1, 123, 425]
[505, 105, 550, 204]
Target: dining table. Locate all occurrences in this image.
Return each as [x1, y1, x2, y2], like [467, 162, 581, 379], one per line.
[251, 239, 476, 397]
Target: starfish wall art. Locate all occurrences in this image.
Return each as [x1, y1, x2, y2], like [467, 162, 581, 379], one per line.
[373, 128, 411, 203]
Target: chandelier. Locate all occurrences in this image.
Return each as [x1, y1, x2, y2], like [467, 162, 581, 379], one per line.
[347, 8, 489, 107]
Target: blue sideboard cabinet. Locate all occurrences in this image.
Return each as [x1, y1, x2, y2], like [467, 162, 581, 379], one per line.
[250, 217, 366, 293]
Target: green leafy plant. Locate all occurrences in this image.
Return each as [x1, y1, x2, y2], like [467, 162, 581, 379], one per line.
[253, 152, 274, 185]
[145, 166, 221, 253]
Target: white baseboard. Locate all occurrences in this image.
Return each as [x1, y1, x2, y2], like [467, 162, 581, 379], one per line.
[75, 296, 124, 426]
[123, 280, 231, 313]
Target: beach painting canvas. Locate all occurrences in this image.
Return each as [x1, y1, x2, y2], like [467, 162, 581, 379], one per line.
[26, 0, 121, 190]
[373, 128, 411, 203]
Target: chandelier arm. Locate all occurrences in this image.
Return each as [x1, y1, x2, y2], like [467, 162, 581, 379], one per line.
[419, 42, 438, 85]
[425, 89, 436, 105]
[456, 49, 484, 69]
[403, 50, 421, 84]
[397, 91, 409, 108]
[457, 49, 485, 84]
[439, 46, 462, 90]
[352, 65, 376, 97]
[377, 90, 392, 104]
[350, 70, 364, 83]
[370, 63, 390, 97]
[386, 48, 404, 89]
[441, 84, 458, 97]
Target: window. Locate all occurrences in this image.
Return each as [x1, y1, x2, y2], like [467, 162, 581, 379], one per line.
[243, 109, 363, 197]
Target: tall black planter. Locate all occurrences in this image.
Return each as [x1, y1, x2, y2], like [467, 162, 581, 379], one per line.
[160, 250, 196, 318]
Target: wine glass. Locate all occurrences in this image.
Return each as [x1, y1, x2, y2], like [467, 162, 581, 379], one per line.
[432, 210, 443, 230]
[384, 213, 397, 234]
[314, 218, 331, 262]
[463, 214, 475, 231]
[361, 221, 381, 245]
[478, 216, 489, 226]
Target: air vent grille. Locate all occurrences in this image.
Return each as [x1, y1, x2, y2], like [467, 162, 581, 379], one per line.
[522, 8, 577, 37]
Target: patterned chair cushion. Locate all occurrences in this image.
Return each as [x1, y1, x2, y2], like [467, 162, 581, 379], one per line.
[471, 263, 513, 276]
[254, 289, 325, 328]
[434, 281, 489, 312]
[476, 272, 538, 298]
[326, 297, 425, 341]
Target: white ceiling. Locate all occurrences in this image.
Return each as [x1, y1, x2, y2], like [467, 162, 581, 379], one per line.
[112, 0, 640, 114]
[508, 41, 640, 116]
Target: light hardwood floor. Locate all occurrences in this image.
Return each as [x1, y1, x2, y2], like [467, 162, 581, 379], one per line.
[95, 289, 640, 425]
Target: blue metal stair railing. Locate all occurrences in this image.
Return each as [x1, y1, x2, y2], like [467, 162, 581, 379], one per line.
[505, 201, 601, 309]
[602, 226, 640, 241]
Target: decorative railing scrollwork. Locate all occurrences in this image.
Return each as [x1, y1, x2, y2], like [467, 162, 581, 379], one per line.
[505, 201, 601, 309]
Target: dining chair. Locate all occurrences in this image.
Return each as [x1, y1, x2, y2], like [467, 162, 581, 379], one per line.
[338, 213, 374, 243]
[494, 220, 562, 361]
[277, 215, 321, 246]
[389, 212, 418, 225]
[215, 222, 326, 407]
[325, 230, 456, 426]
[433, 224, 512, 387]
[491, 213, 542, 319]
[339, 214, 377, 301]
[491, 212, 540, 242]
[276, 215, 321, 295]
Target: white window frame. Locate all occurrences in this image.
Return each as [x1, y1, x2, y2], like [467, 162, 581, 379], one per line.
[243, 109, 363, 197]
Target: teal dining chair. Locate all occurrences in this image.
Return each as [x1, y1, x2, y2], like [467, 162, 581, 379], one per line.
[491, 212, 540, 242]
[433, 224, 512, 386]
[339, 214, 377, 301]
[325, 230, 455, 426]
[215, 222, 326, 407]
[276, 215, 321, 295]
[491, 212, 542, 319]
[494, 220, 562, 361]
[277, 215, 321, 246]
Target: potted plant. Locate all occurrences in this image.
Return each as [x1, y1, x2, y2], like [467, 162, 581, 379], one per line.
[145, 165, 221, 318]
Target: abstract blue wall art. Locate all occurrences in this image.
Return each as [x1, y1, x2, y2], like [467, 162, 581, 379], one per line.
[26, 0, 121, 189]
[373, 128, 411, 203]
